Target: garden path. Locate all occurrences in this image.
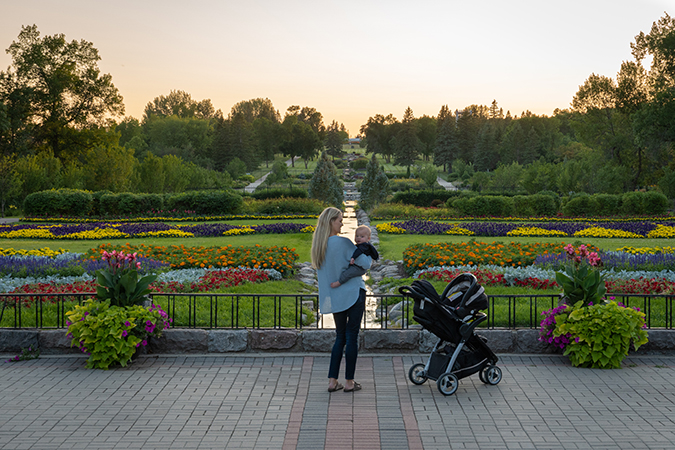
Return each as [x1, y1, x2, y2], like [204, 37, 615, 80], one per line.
[436, 176, 457, 190]
[243, 158, 293, 193]
[319, 200, 379, 329]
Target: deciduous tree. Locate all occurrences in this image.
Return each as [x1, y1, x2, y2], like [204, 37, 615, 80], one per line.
[0, 25, 125, 159]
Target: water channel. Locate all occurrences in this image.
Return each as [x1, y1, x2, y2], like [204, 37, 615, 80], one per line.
[318, 200, 379, 329]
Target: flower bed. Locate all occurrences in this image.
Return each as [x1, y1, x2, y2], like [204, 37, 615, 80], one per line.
[84, 243, 298, 277]
[21, 214, 320, 223]
[0, 222, 314, 240]
[377, 219, 675, 238]
[7, 267, 273, 300]
[403, 241, 577, 275]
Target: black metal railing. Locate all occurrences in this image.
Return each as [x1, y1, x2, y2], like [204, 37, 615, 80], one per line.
[1, 292, 673, 330]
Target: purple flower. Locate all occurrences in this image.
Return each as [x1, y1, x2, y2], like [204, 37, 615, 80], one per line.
[122, 330, 128, 337]
[141, 340, 147, 346]
[124, 321, 131, 327]
[575, 337, 580, 343]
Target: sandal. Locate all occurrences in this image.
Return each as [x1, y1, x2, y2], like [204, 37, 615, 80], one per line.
[328, 382, 344, 392]
[344, 382, 362, 392]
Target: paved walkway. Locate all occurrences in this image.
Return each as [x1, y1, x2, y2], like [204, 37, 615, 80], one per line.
[436, 177, 456, 191]
[1, 353, 674, 449]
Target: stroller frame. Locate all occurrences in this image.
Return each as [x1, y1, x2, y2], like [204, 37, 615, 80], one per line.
[399, 273, 502, 396]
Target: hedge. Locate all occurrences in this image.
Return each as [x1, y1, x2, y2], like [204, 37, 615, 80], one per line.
[23, 189, 93, 217]
[251, 188, 308, 200]
[392, 190, 460, 207]
[24, 189, 244, 217]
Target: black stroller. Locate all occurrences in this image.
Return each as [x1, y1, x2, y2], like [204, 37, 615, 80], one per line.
[398, 273, 501, 396]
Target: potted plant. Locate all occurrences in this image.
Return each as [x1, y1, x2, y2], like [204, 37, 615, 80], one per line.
[539, 244, 648, 369]
[66, 251, 171, 369]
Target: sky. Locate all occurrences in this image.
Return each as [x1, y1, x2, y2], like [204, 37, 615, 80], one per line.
[0, 0, 673, 137]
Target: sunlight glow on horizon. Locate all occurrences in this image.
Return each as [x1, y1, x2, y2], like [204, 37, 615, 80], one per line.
[1, 0, 671, 137]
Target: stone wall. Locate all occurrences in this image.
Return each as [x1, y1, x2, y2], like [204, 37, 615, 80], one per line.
[2, 328, 674, 355]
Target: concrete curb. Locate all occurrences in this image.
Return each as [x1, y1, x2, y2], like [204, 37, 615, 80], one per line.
[2, 328, 674, 355]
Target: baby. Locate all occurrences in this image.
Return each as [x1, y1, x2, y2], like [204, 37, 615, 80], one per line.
[330, 225, 379, 288]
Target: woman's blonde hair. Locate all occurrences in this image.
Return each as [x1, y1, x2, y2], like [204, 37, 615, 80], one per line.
[311, 207, 342, 269]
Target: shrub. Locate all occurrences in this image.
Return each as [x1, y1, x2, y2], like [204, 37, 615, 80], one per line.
[642, 191, 669, 215]
[593, 194, 621, 216]
[91, 190, 112, 216]
[246, 197, 326, 215]
[165, 190, 243, 215]
[24, 189, 93, 217]
[392, 189, 460, 207]
[251, 188, 308, 200]
[621, 192, 643, 215]
[513, 195, 535, 216]
[350, 158, 369, 170]
[562, 193, 596, 216]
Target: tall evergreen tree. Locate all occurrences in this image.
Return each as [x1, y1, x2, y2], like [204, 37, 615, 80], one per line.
[393, 107, 423, 169]
[433, 105, 458, 172]
[359, 154, 390, 212]
[308, 151, 343, 207]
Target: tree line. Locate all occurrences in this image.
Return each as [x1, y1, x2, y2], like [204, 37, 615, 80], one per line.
[360, 13, 675, 196]
[1, 13, 674, 215]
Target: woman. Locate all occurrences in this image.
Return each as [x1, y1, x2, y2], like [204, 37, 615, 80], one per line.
[311, 207, 371, 393]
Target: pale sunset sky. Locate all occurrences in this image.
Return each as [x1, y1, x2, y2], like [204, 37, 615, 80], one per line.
[1, 0, 672, 136]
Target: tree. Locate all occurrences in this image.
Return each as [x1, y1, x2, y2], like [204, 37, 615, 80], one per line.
[143, 90, 216, 121]
[226, 157, 247, 180]
[14, 151, 62, 202]
[230, 98, 280, 123]
[82, 143, 136, 192]
[393, 107, 423, 169]
[416, 115, 436, 161]
[136, 153, 165, 193]
[325, 120, 347, 159]
[0, 25, 125, 159]
[359, 114, 399, 162]
[473, 121, 499, 171]
[252, 117, 282, 168]
[419, 164, 438, 190]
[0, 154, 21, 216]
[434, 105, 458, 172]
[308, 151, 343, 207]
[489, 100, 503, 119]
[359, 154, 390, 212]
[279, 113, 321, 168]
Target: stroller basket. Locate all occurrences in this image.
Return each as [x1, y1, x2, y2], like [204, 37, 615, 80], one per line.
[399, 273, 501, 396]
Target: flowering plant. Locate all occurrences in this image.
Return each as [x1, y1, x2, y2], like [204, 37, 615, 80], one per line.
[538, 305, 572, 351]
[66, 299, 171, 369]
[95, 250, 157, 307]
[549, 300, 648, 369]
[555, 244, 606, 307]
[5, 346, 40, 362]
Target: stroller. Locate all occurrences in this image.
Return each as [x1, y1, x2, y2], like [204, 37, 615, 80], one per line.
[398, 273, 501, 396]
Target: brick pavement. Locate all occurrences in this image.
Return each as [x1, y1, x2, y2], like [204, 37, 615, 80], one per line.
[0, 354, 674, 449]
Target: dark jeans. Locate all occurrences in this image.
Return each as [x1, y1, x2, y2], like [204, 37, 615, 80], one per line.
[328, 289, 366, 380]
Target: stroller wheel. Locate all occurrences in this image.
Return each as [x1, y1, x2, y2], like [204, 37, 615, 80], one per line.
[480, 365, 502, 385]
[408, 363, 428, 385]
[436, 372, 459, 396]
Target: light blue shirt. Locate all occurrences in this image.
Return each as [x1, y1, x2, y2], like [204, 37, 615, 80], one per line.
[317, 235, 372, 314]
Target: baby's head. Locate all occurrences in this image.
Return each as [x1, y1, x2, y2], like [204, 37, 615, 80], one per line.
[354, 225, 371, 245]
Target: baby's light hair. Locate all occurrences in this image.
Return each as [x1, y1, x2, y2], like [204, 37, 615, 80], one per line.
[355, 225, 371, 238]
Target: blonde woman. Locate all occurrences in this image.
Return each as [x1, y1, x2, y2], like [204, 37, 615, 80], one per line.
[311, 207, 371, 393]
